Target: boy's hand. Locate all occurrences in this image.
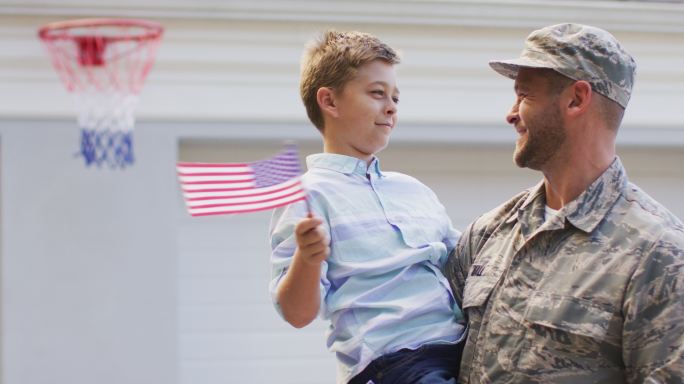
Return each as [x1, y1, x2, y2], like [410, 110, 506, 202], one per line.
[294, 214, 330, 266]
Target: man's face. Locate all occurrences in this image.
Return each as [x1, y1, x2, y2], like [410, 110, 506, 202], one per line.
[506, 68, 567, 170]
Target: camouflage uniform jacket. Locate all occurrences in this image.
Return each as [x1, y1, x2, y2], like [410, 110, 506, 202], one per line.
[445, 158, 684, 383]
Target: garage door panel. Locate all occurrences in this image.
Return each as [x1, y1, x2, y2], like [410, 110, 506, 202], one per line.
[180, 304, 300, 332]
[179, 276, 274, 305]
[180, 329, 328, 360]
[179, 213, 273, 278]
[178, 247, 271, 279]
[181, 358, 336, 384]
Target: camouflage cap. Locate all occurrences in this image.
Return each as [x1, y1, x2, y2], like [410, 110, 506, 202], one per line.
[489, 23, 636, 108]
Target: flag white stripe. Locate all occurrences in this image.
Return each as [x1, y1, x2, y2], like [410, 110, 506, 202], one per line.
[188, 191, 306, 215]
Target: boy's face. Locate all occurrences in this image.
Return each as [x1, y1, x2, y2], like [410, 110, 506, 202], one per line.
[322, 59, 399, 163]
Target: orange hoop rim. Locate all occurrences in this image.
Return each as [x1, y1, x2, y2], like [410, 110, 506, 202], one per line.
[38, 18, 163, 42]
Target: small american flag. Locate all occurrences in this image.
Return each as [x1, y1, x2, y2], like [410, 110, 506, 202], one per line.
[177, 145, 307, 217]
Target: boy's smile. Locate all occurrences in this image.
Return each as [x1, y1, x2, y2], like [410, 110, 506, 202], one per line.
[322, 59, 400, 164]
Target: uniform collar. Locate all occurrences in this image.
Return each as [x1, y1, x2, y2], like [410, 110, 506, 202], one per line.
[306, 153, 384, 177]
[564, 157, 628, 233]
[507, 157, 628, 234]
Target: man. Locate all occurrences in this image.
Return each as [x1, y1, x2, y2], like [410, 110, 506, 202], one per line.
[445, 23, 684, 383]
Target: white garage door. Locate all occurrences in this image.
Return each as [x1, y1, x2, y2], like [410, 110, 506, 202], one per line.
[177, 140, 684, 384]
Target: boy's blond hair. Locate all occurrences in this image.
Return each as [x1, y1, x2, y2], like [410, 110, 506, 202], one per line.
[300, 30, 400, 131]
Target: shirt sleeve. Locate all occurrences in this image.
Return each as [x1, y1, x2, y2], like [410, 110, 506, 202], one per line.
[422, 185, 461, 266]
[440, 218, 461, 267]
[268, 198, 331, 318]
[622, 231, 684, 383]
[443, 221, 478, 310]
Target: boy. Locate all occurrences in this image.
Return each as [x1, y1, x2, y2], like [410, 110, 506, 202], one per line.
[269, 30, 465, 384]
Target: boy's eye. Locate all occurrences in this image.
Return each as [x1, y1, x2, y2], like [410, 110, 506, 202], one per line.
[392, 97, 400, 104]
[371, 90, 385, 96]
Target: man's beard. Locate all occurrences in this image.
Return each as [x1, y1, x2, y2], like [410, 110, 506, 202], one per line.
[514, 105, 566, 170]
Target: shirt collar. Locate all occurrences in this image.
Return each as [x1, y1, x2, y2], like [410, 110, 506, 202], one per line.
[507, 157, 628, 234]
[306, 153, 384, 177]
[564, 157, 627, 232]
[507, 181, 546, 236]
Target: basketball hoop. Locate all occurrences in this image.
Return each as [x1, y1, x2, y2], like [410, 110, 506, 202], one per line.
[38, 18, 163, 168]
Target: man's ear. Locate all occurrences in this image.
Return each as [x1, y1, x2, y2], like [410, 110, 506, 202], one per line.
[317, 87, 338, 118]
[566, 80, 592, 116]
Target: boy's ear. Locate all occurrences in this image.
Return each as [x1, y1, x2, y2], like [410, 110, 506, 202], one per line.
[317, 87, 339, 118]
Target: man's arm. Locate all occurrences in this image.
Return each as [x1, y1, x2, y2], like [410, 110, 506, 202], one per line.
[623, 233, 684, 383]
[444, 222, 477, 308]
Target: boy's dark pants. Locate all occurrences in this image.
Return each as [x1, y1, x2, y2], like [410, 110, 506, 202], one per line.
[348, 342, 464, 384]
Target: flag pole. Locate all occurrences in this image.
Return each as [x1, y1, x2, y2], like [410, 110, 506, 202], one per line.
[303, 186, 313, 216]
[284, 140, 312, 217]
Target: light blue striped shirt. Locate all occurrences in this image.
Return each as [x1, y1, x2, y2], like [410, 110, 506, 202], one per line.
[270, 153, 465, 383]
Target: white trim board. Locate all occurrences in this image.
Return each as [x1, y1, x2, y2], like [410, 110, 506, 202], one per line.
[2, 1, 683, 32]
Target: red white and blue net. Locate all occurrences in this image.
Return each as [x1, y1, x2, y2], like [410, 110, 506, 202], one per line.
[39, 19, 163, 168]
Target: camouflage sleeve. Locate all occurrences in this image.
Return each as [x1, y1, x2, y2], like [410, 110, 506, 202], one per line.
[444, 221, 477, 309]
[622, 231, 684, 383]
[443, 190, 528, 311]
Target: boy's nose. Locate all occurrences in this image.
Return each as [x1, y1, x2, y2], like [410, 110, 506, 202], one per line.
[386, 100, 397, 115]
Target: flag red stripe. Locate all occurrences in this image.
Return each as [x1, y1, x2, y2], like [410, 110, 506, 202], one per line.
[177, 171, 252, 177]
[189, 196, 306, 217]
[177, 162, 248, 168]
[182, 186, 253, 193]
[182, 179, 254, 185]
[188, 189, 304, 209]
